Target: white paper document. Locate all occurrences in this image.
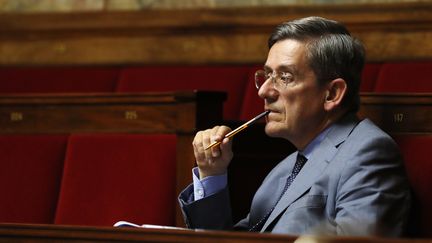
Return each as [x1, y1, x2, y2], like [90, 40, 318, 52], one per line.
[114, 220, 189, 230]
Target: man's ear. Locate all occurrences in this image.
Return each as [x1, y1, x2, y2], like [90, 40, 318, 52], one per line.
[324, 78, 347, 111]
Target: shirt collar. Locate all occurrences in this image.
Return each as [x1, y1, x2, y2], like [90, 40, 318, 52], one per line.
[300, 124, 333, 160]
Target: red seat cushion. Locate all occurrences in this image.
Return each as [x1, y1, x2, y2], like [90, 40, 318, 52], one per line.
[374, 62, 432, 92]
[55, 134, 177, 226]
[393, 135, 432, 237]
[0, 135, 68, 223]
[116, 66, 250, 120]
[0, 67, 120, 93]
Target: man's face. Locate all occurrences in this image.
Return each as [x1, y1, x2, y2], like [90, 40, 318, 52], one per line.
[258, 39, 328, 149]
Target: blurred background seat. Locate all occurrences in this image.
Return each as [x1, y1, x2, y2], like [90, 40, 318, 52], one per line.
[374, 62, 432, 92]
[0, 134, 68, 224]
[0, 67, 120, 94]
[54, 133, 177, 226]
[116, 66, 250, 120]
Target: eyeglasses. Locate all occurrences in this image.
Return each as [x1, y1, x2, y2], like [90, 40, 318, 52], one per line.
[254, 70, 293, 90]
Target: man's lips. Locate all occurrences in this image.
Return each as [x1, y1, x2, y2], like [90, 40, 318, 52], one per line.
[265, 109, 278, 122]
[265, 109, 278, 114]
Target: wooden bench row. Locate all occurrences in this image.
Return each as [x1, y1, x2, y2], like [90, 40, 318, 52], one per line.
[0, 92, 431, 236]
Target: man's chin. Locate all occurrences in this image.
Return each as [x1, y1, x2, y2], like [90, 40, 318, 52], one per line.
[264, 123, 282, 138]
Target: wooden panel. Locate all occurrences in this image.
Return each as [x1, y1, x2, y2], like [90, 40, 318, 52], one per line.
[1, 223, 432, 243]
[358, 93, 432, 134]
[0, 223, 294, 243]
[0, 2, 431, 65]
[0, 92, 224, 134]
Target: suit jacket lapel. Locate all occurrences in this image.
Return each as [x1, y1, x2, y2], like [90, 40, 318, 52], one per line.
[261, 114, 360, 232]
[249, 154, 297, 224]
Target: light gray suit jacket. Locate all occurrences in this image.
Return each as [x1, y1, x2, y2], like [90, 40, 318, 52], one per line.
[179, 114, 411, 236]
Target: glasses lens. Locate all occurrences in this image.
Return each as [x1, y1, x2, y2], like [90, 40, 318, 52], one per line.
[254, 70, 267, 89]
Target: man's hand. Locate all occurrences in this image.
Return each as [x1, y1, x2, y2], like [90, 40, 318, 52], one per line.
[192, 125, 233, 179]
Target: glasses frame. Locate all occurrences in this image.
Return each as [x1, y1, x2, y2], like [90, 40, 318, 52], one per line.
[254, 69, 292, 90]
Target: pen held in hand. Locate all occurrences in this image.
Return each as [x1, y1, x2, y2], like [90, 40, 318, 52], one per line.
[205, 110, 270, 150]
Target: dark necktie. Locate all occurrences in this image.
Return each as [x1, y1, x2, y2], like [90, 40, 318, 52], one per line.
[249, 153, 307, 232]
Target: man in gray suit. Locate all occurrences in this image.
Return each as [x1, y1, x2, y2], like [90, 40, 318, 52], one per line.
[178, 16, 411, 236]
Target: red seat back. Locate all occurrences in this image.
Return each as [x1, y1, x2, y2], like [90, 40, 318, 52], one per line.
[0, 67, 119, 93]
[116, 66, 249, 120]
[0, 135, 68, 223]
[54, 134, 177, 226]
[360, 63, 381, 92]
[240, 66, 264, 121]
[374, 62, 432, 92]
[393, 135, 432, 237]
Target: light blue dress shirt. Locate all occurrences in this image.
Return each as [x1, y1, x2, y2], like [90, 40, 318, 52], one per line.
[192, 125, 333, 201]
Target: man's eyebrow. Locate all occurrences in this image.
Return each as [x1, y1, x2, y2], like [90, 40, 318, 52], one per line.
[264, 64, 297, 73]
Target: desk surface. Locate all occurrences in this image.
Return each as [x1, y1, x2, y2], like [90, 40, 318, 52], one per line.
[0, 223, 430, 243]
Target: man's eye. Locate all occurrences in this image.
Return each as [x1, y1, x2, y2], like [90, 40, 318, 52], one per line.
[280, 73, 293, 83]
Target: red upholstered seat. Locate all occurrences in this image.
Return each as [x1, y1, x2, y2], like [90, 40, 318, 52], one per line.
[239, 66, 264, 121]
[54, 134, 177, 226]
[393, 135, 432, 237]
[116, 66, 250, 120]
[0, 67, 120, 93]
[0, 135, 68, 223]
[374, 62, 432, 92]
[360, 63, 381, 92]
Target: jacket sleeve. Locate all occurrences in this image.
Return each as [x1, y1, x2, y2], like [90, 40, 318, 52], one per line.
[178, 184, 234, 230]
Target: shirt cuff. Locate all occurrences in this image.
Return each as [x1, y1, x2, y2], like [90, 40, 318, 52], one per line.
[192, 167, 227, 201]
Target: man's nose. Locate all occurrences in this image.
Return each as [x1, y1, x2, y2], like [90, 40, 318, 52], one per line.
[258, 77, 278, 100]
